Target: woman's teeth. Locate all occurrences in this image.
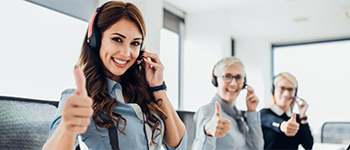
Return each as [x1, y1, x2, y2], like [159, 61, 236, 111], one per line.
[113, 58, 127, 65]
[227, 88, 237, 92]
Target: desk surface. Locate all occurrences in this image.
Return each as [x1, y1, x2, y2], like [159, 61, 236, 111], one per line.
[298, 143, 348, 150]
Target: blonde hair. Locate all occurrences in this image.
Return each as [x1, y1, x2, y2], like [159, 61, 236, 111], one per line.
[268, 72, 298, 109]
[213, 56, 245, 77]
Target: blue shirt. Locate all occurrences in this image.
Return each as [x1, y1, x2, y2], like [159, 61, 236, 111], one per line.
[48, 78, 187, 150]
[192, 100, 264, 150]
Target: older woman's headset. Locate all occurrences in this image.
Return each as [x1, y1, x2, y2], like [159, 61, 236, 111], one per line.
[211, 64, 247, 88]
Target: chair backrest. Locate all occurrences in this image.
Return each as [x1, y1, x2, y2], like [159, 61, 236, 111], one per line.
[321, 121, 350, 144]
[176, 110, 195, 150]
[0, 96, 58, 150]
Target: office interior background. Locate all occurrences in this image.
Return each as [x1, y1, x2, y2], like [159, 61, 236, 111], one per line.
[1, 0, 350, 146]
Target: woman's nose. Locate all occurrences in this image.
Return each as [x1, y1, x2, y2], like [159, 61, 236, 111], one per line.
[119, 44, 131, 57]
[282, 90, 291, 97]
[229, 78, 238, 85]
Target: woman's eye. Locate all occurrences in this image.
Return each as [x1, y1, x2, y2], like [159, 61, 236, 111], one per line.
[112, 37, 122, 42]
[131, 42, 140, 46]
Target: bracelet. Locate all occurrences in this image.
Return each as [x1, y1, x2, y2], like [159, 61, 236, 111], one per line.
[300, 116, 308, 121]
[149, 81, 167, 92]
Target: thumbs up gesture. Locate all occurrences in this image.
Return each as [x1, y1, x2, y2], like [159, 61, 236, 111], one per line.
[61, 66, 93, 135]
[204, 102, 231, 138]
[280, 113, 300, 136]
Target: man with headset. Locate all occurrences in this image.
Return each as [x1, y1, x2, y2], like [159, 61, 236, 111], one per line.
[192, 56, 263, 150]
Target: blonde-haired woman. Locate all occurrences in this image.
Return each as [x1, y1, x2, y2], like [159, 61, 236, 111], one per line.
[192, 56, 263, 150]
[260, 72, 313, 150]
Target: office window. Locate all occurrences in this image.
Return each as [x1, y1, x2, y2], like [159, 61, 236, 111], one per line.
[0, 0, 87, 100]
[273, 39, 350, 142]
[160, 9, 184, 110]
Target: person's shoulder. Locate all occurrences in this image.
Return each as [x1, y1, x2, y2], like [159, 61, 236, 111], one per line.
[59, 88, 76, 102]
[194, 101, 215, 116]
[198, 101, 215, 111]
[61, 88, 75, 96]
[259, 108, 272, 114]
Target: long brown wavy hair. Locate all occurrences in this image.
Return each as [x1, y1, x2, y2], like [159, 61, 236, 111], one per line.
[77, 1, 167, 146]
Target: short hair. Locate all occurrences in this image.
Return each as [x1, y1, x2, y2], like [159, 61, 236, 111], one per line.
[213, 56, 245, 77]
[273, 72, 297, 88]
[270, 72, 298, 109]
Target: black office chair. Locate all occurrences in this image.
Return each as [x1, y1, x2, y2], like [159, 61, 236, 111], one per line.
[321, 121, 350, 144]
[176, 110, 195, 150]
[0, 95, 58, 150]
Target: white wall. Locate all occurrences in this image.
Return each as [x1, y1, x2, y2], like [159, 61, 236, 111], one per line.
[0, 0, 87, 100]
[183, 10, 232, 111]
[183, 10, 272, 112]
[0, 0, 163, 101]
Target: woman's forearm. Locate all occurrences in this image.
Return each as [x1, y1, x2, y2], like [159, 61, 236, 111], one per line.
[153, 90, 186, 148]
[42, 123, 76, 150]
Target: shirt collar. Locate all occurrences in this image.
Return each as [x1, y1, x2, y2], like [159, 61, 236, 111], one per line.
[271, 104, 292, 117]
[106, 77, 122, 93]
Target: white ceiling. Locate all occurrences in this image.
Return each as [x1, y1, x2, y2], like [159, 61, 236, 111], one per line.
[165, 0, 350, 44]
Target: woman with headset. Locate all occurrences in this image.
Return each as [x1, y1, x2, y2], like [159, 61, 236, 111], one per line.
[260, 72, 313, 150]
[192, 56, 263, 150]
[43, 1, 187, 150]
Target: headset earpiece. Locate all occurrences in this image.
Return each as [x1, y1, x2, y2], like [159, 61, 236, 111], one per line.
[211, 65, 218, 87]
[211, 65, 247, 88]
[87, 2, 112, 54]
[211, 74, 218, 87]
[271, 75, 298, 96]
[243, 76, 247, 89]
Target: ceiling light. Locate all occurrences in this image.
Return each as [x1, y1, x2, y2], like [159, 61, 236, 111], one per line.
[294, 17, 308, 22]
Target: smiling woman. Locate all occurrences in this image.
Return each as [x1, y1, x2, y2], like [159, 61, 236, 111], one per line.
[42, 1, 187, 150]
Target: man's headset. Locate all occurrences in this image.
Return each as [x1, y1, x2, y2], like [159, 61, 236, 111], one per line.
[87, 1, 145, 61]
[271, 74, 298, 96]
[211, 64, 247, 88]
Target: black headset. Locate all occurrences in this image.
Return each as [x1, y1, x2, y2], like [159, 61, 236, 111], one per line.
[87, 1, 145, 60]
[271, 74, 298, 96]
[85, 2, 148, 150]
[211, 64, 247, 88]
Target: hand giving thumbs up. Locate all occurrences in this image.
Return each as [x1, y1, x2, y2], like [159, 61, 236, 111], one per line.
[204, 102, 231, 138]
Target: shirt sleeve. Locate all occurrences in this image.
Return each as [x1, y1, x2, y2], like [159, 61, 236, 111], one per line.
[47, 89, 79, 149]
[245, 111, 264, 150]
[298, 120, 314, 150]
[260, 109, 285, 133]
[192, 103, 217, 150]
[162, 131, 188, 150]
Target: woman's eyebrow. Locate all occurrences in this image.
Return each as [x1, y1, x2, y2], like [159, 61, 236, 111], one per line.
[111, 33, 126, 38]
[111, 33, 142, 41]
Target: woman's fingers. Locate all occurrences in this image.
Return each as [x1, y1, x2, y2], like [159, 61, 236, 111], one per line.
[62, 96, 93, 134]
[142, 51, 161, 63]
[143, 57, 163, 70]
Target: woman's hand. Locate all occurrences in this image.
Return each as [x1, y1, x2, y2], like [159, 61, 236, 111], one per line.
[296, 97, 308, 118]
[205, 102, 231, 138]
[62, 66, 93, 134]
[43, 66, 93, 150]
[280, 113, 300, 136]
[142, 51, 164, 87]
[246, 85, 259, 112]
